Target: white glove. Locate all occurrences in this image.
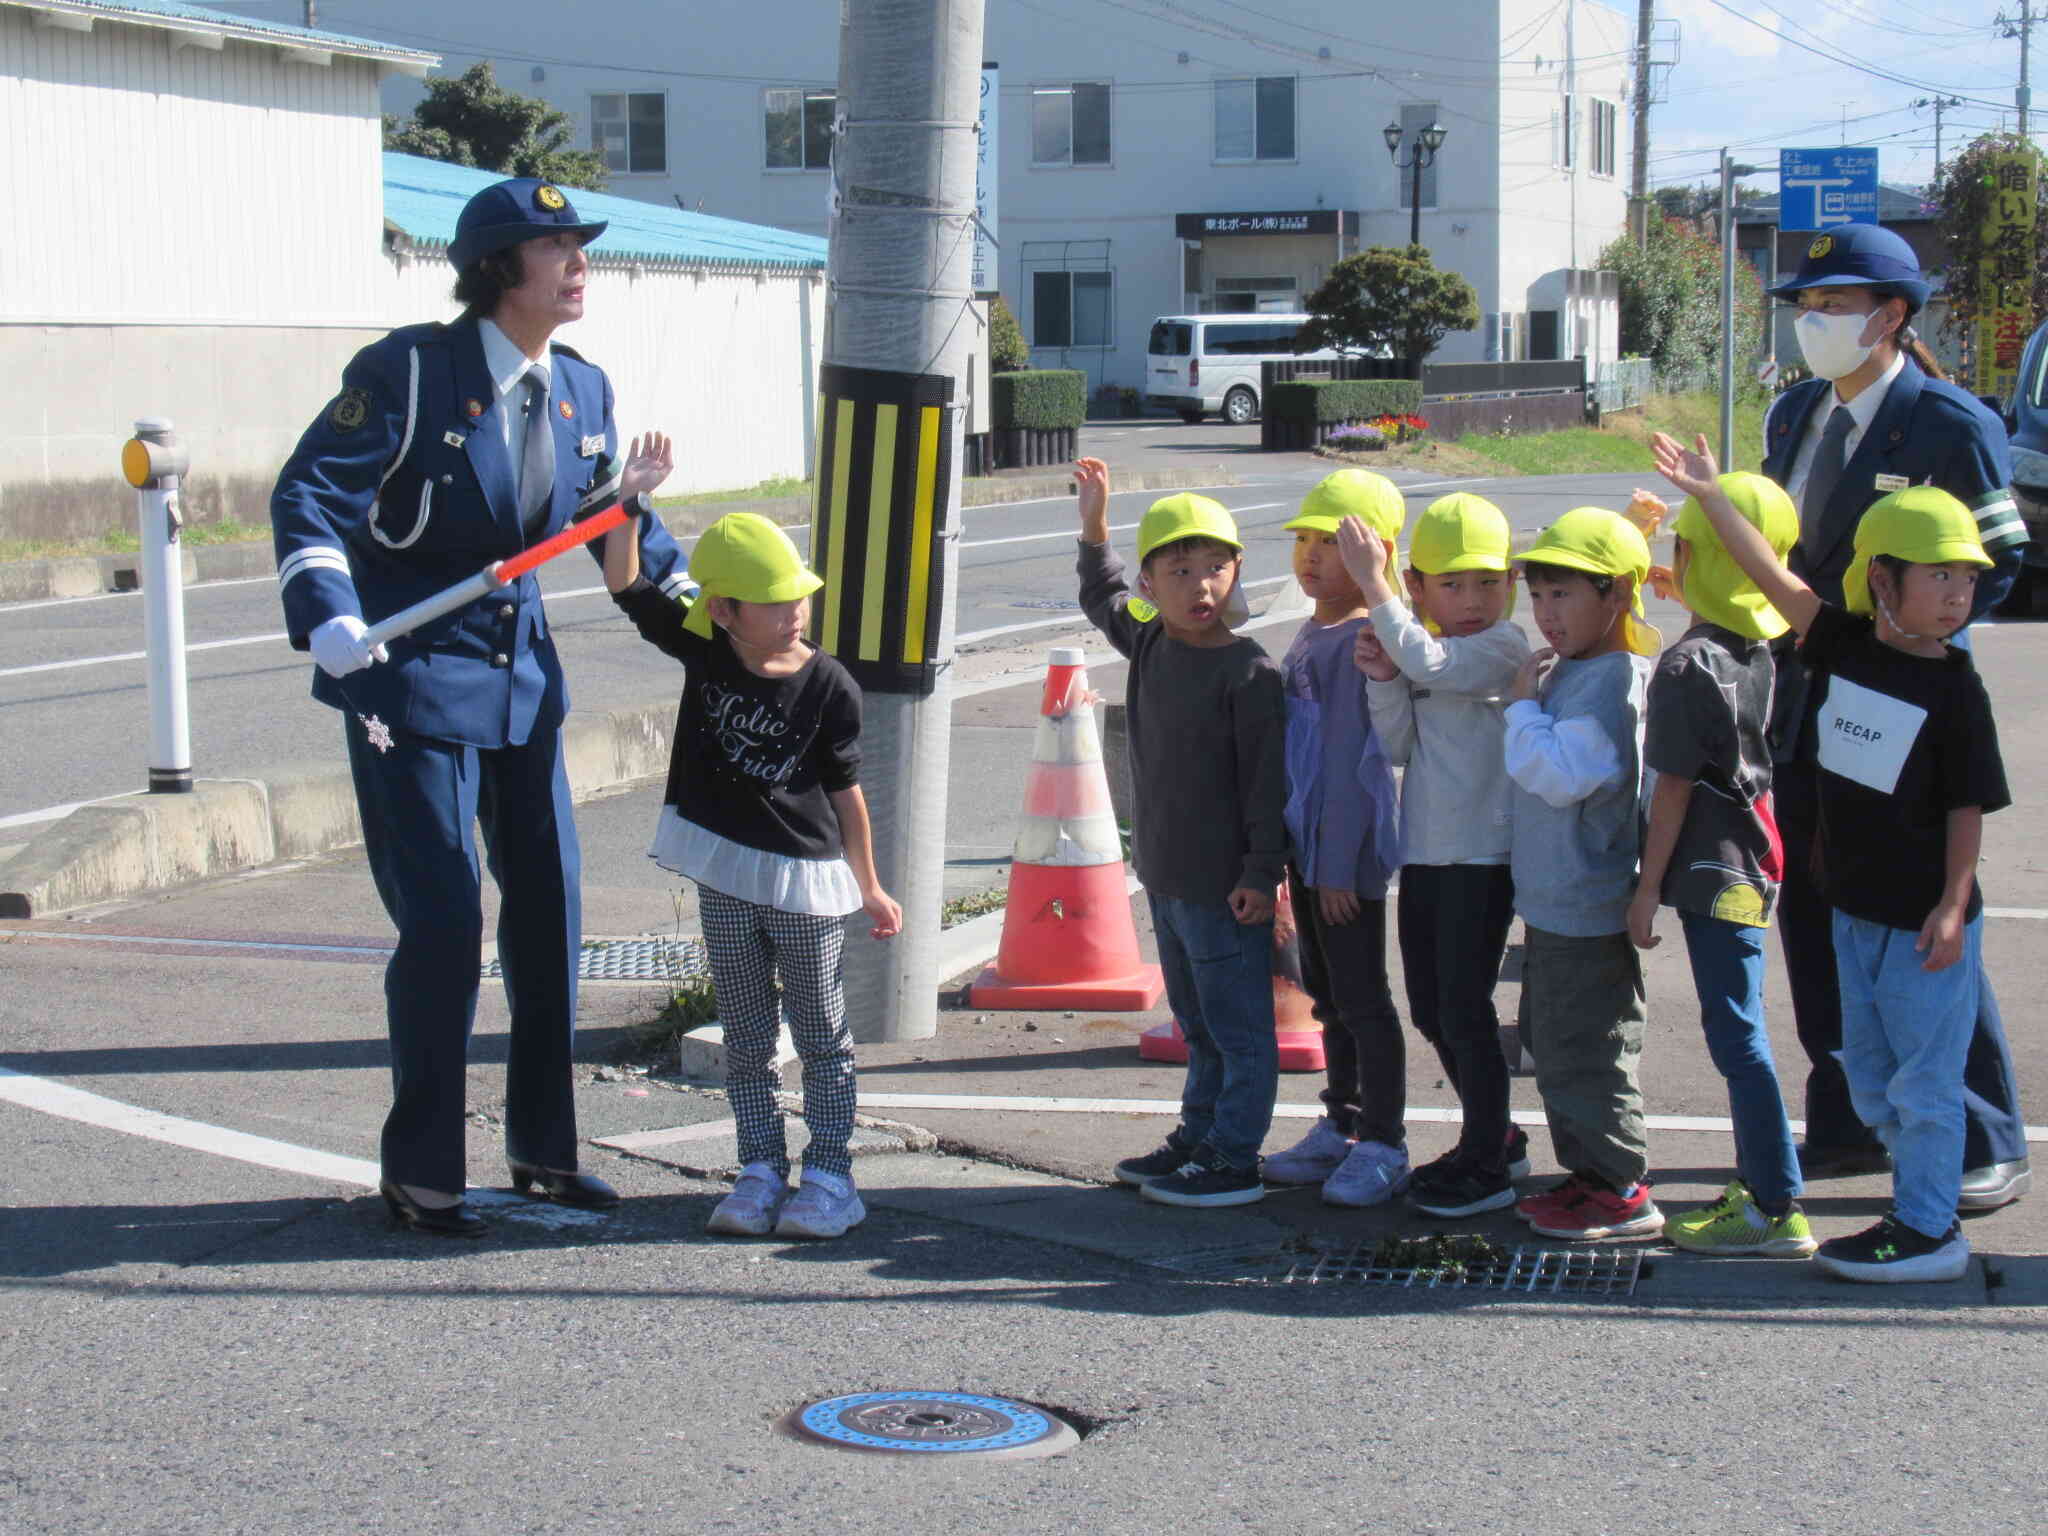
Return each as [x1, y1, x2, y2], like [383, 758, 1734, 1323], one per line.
[309, 614, 389, 678]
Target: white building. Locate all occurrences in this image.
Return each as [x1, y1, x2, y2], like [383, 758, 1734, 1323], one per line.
[1, 0, 831, 538]
[350, 0, 1633, 387]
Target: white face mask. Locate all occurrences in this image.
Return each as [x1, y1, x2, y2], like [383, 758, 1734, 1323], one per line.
[1794, 307, 1880, 381]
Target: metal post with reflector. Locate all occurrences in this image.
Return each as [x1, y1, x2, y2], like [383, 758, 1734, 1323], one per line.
[120, 418, 192, 794]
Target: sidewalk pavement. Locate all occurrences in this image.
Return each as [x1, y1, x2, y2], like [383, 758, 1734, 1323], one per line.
[5, 763, 2041, 1314]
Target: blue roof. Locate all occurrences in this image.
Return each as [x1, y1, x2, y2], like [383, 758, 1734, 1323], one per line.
[383, 154, 828, 271]
[29, 1, 435, 61]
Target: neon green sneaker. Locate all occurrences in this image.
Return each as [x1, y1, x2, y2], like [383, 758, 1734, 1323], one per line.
[1665, 1181, 1818, 1257]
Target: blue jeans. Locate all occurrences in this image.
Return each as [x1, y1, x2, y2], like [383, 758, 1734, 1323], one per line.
[1680, 912, 1801, 1213]
[1149, 891, 1278, 1169]
[1832, 910, 1981, 1239]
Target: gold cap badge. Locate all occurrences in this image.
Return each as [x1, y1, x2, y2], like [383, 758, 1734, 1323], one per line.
[535, 185, 567, 212]
[1808, 234, 1833, 259]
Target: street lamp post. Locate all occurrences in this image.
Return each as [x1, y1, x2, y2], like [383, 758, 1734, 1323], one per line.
[1383, 119, 1447, 247]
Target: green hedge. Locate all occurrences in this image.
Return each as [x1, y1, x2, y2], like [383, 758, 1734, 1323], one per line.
[991, 370, 1086, 430]
[1265, 379, 1423, 423]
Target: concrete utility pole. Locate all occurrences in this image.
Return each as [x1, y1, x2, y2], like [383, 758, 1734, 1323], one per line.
[1631, 0, 1654, 246]
[2002, 4, 2038, 137]
[824, 0, 985, 1041]
[1914, 94, 1964, 174]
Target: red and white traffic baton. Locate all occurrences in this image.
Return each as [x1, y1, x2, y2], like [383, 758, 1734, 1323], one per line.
[359, 457, 634, 650]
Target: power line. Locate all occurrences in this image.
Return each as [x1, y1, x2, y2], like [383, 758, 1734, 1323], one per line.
[1704, 0, 2011, 111]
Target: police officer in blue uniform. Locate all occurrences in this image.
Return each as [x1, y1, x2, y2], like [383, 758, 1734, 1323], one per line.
[1761, 222, 2032, 1206]
[272, 178, 690, 1234]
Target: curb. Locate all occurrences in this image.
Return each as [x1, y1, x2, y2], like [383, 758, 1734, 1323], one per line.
[0, 699, 678, 918]
[0, 468, 1240, 603]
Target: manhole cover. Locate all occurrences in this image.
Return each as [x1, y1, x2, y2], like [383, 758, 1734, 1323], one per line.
[1151, 1241, 1644, 1297]
[780, 1392, 1079, 1459]
[481, 936, 709, 983]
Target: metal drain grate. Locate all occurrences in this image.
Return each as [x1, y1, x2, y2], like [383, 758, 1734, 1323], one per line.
[481, 936, 710, 983]
[1151, 1241, 1644, 1297]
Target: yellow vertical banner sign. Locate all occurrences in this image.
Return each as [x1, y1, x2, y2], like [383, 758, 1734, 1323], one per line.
[804, 365, 956, 696]
[1974, 152, 2038, 401]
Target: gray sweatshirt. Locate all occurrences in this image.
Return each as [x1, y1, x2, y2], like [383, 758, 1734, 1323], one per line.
[1077, 540, 1289, 903]
[1364, 600, 1531, 866]
[1501, 649, 1653, 937]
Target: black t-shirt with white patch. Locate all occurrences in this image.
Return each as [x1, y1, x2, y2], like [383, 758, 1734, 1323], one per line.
[1798, 603, 2009, 931]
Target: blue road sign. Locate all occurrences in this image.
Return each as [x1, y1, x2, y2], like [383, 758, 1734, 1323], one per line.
[1779, 148, 1880, 231]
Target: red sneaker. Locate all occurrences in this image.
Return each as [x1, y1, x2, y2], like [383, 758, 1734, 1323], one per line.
[1515, 1173, 1592, 1227]
[1528, 1179, 1663, 1240]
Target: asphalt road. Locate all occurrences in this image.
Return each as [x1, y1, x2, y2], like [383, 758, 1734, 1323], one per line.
[7, 433, 2047, 1533]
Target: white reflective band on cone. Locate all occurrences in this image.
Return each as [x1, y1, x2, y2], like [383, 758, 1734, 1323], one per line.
[1014, 812, 1123, 866]
[1032, 708, 1103, 766]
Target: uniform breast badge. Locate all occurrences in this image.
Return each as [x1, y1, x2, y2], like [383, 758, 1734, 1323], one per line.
[558, 399, 576, 420]
[579, 433, 605, 457]
[357, 713, 395, 754]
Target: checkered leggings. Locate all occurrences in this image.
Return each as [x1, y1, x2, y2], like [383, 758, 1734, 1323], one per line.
[696, 885, 857, 1178]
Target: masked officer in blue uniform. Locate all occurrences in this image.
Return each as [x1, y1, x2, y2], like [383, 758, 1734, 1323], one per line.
[1761, 222, 2032, 1207]
[272, 178, 690, 1234]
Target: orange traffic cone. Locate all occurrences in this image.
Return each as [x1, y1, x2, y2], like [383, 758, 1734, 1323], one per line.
[970, 648, 1164, 1011]
[1136, 884, 1328, 1072]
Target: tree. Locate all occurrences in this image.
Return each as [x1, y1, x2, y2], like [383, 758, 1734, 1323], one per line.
[987, 293, 1029, 371]
[1296, 245, 1480, 370]
[383, 62, 609, 191]
[1598, 215, 1763, 382]
[1928, 131, 2048, 350]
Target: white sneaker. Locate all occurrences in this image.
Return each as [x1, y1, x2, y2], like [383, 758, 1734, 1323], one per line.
[705, 1161, 789, 1236]
[774, 1168, 867, 1240]
[1322, 1139, 1412, 1208]
[1261, 1116, 1355, 1185]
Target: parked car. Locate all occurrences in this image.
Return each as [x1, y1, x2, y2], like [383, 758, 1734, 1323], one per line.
[1145, 314, 1342, 426]
[1997, 318, 2048, 615]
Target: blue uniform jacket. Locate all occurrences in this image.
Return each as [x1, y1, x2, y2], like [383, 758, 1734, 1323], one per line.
[271, 314, 690, 749]
[1761, 358, 2026, 759]
[1762, 360, 2025, 612]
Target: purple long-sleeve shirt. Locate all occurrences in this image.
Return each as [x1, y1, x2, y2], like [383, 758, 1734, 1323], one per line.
[1280, 616, 1401, 898]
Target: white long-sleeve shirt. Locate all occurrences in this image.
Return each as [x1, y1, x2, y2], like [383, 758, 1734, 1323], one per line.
[1363, 600, 1530, 866]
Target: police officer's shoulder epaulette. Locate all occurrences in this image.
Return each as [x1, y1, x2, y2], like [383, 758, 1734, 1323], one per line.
[548, 340, 591, 366]
[385, 320, 448, 348]
[1916, 376, 2000, 427]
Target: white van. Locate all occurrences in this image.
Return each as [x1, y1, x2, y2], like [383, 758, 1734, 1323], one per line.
[1145, 314, 1341, 425]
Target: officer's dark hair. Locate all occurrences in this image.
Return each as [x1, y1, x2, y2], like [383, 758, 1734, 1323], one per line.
[1522, 560, 1616, 597]
[452, 245, 528, 316]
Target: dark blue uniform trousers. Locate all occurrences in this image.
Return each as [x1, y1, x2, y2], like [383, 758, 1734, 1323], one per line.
[1775, 756, 2026, 1169]
[346, 717, 583, 1194]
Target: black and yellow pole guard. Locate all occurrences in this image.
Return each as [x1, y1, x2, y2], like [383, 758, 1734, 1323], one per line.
[806, 364, 956, 696]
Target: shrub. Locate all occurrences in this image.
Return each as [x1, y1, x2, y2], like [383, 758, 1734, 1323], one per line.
[1265, 379, 1423, 423]
[992, 370, 1086, 430]
[988, 295, 1030, 372]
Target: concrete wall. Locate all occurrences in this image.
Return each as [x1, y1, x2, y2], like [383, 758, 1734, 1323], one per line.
[1, 250, 828, 543]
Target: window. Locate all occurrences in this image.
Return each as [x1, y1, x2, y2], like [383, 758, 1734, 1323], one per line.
[1149, 321, 1192, 357]
[1033, 270, 1112, 347]
[1590, 98, 1618, 178]
[1396, 102, 1441, 209]
[1529, 310, 1561, 361]
[765, 88, 835, 170]
[1202, 320, 1303, 354]
[1032, 82, 1111, 166]
[592, 92, 666, 175]
[1555, 94, 1575, 170]
[1214, 75, 1295, 162]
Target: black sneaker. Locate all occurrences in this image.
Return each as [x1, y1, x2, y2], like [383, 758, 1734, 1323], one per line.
[1114, 1131, 1195, 1188]
[1139, 1145, 1265, 1208]
[1409, 1159, 1518, 1218]
[1796, 1140, 1893, 1180]
[1505, 1125, 1532, 1180]
[1814, 1213, 1970, 1284]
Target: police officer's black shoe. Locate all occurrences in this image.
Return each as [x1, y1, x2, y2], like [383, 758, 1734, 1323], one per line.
[510, 1162, 620, 1209]
[1795, 1141, 1893, 1180]
[379, 1180, 488, 1237]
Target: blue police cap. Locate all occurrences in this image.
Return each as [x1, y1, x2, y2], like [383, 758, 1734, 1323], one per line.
[1767, 222, 1930, 311]
[448, 178, 607, 271]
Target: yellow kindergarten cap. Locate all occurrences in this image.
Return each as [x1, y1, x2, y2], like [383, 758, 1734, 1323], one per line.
[1522, 506, 1661, 656]
[1287, 468, 1405, 587]
[1843, 485, 1991, 617]
[681, 512, 824, 638]
[1136, 492, 1242, 562]
[1409, 493, 1512, 574]
[1672, 472, 1799, 641]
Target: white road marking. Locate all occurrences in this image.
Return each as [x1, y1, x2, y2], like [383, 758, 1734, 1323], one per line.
[849, 1092, 2048, 1143]
[2, 930, 393, 956]
[0, 1064, 380, 1187]
[596, 1120, 740, 1152]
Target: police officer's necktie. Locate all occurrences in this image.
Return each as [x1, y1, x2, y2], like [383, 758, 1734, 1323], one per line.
[518, 365, 555, 539]
[1801, 405, 1855, 525]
